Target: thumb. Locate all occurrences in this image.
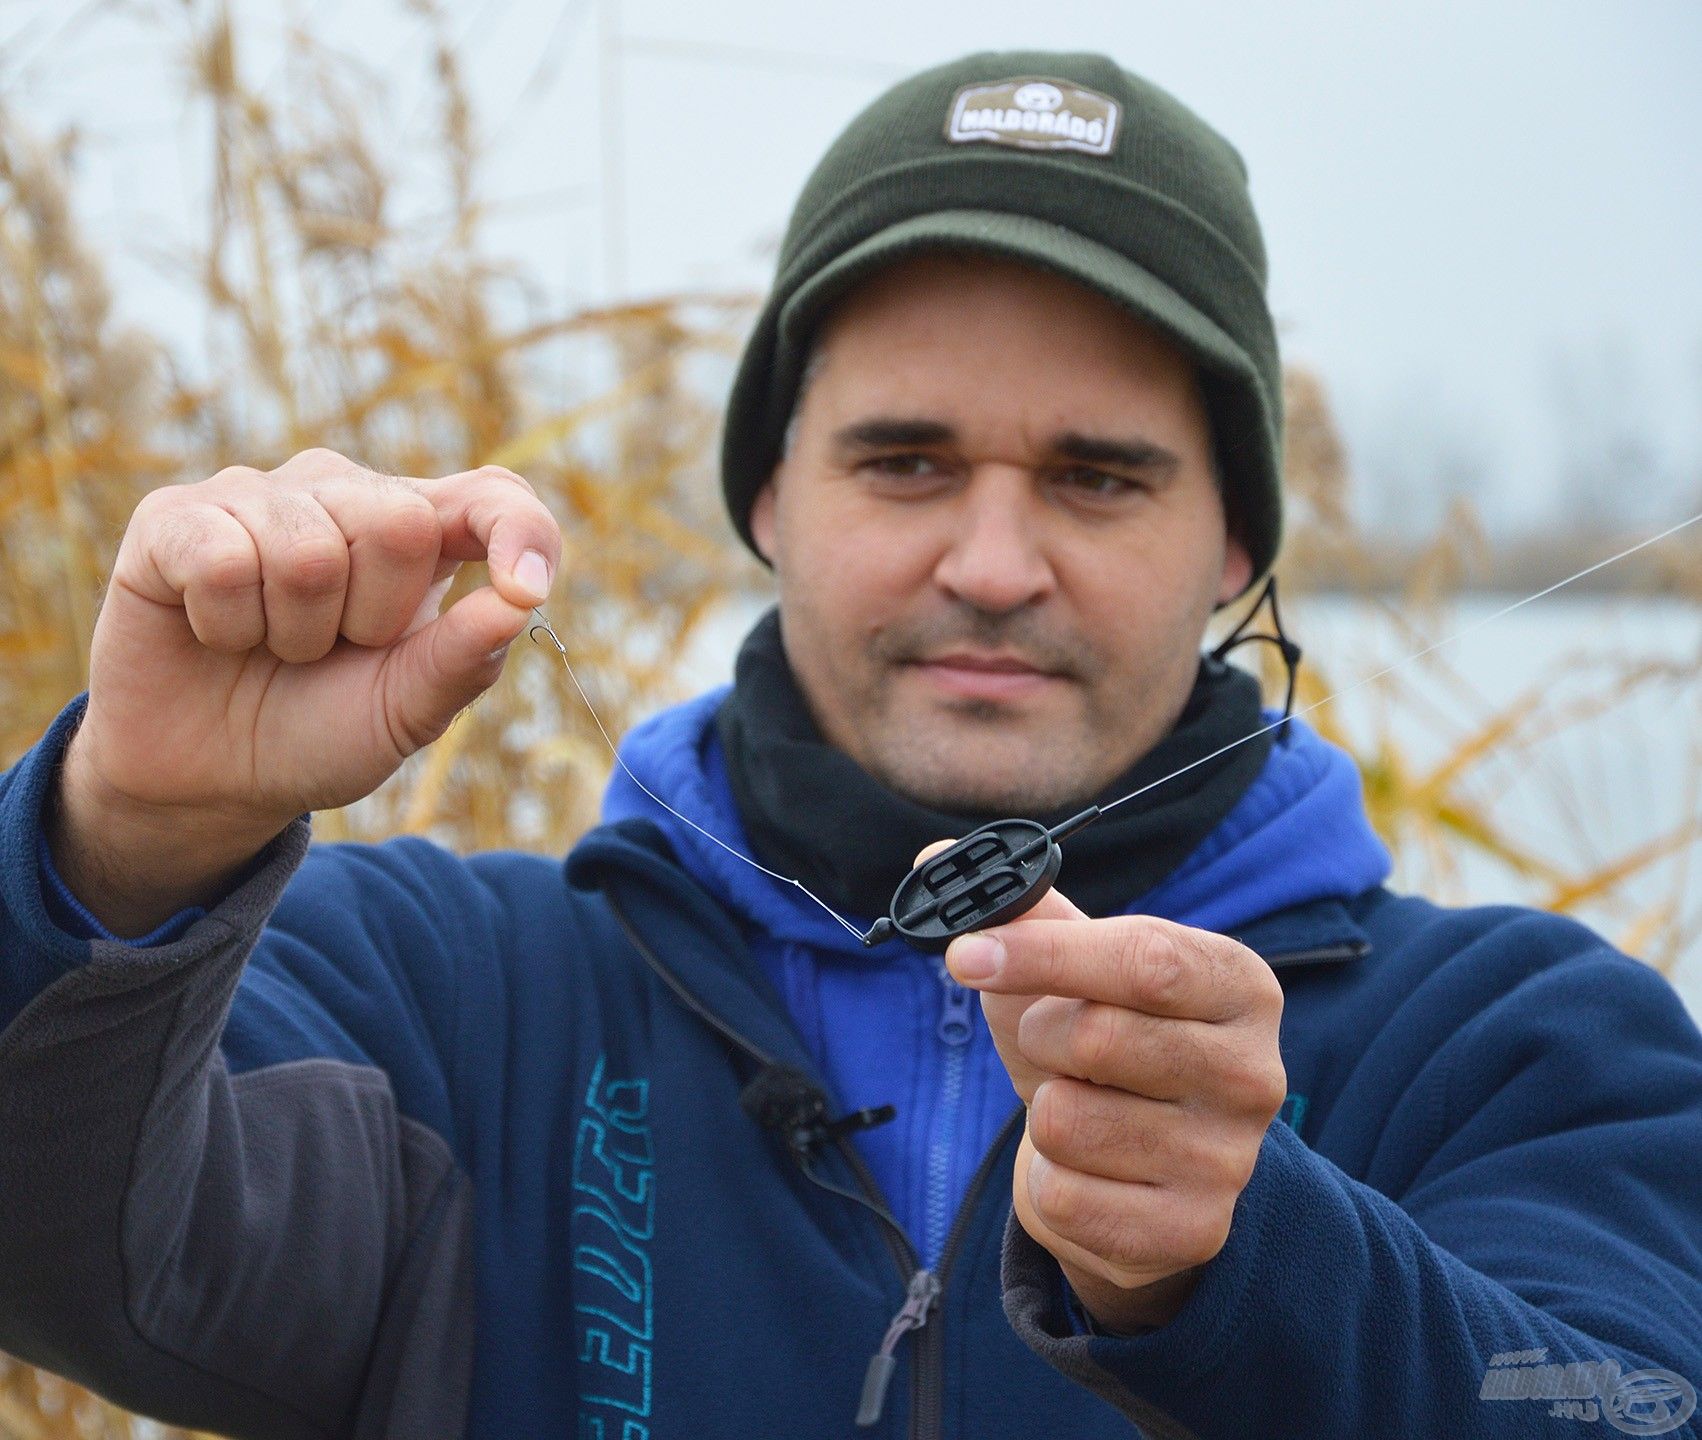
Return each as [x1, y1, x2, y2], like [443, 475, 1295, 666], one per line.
[383, 582, 534, 755]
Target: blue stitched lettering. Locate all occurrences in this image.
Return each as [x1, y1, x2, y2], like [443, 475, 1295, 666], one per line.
[574, 1055, 656, 1433]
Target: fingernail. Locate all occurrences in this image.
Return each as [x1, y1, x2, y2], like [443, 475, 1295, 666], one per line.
[950, 932, 1004, 981]
[515, 549, 551, 602]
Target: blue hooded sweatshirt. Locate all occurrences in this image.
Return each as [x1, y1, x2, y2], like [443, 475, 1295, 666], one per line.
[2, 685, 1701, 1440]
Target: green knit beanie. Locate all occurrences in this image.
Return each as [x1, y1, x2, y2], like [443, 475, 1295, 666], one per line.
[720, 50, 1283, 590]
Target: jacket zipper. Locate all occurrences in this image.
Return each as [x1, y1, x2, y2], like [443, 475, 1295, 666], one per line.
[604, 896, 1027, 1440]
[855, 1267, 940, 1426]
[923, 958, 976, 1264]
[833, 1099, 1025, 1436]
[902, 1103, 1027, 1440]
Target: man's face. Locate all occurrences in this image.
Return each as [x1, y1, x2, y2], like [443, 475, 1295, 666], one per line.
[749, 251, 1252, 816]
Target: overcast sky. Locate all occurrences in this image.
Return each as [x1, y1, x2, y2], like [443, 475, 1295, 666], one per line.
[4, 0, 1700, 539]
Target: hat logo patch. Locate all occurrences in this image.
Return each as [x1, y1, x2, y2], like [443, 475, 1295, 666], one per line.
[946, 77, 1120, 157]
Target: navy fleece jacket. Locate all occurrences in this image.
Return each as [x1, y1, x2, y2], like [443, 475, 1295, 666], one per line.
[2, 685, 1700, 1440]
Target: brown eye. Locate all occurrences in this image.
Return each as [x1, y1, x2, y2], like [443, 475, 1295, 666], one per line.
[867, 454, 939, 478]
[1058, 466, 1138, 496]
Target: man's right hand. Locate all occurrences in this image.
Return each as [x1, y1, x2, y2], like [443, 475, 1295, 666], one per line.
[50, 448, 561, 935]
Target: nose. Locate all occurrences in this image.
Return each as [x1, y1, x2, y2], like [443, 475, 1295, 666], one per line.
[931, 466, 1056, 614]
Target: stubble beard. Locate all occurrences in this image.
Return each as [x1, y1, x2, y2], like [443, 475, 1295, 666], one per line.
[850, 677, 1117, 818]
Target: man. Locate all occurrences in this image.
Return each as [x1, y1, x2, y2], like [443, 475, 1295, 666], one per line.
[2, 49, 1699, 1440]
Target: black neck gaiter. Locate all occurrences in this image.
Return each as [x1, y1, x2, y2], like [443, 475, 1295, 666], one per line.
[715, 607, 1274, 923]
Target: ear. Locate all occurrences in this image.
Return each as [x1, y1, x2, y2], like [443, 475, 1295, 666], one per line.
[1215, 532, 1253, 607]
[750, 476, 779, 565]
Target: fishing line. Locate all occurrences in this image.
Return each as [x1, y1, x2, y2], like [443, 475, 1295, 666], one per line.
[526, 505, 1702, 949]
[526, 614, 869, 941]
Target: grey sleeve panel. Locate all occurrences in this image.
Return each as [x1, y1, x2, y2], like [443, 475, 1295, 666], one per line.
[0, 815, 475, 1440]
[999, 1209, 1199, 1440]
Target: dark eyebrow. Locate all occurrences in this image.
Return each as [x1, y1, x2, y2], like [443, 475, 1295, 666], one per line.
[1053, 431, 1181, 473]
[827, 418, 1182, 474]
[830, 418, 957, 452]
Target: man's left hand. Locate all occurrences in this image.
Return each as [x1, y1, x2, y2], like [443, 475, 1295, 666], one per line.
[935, 853, 1287, 1335]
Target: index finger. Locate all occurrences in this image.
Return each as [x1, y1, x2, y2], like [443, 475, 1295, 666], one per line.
[949, 914, 1254, 1023]
[420, 465, 562, 608]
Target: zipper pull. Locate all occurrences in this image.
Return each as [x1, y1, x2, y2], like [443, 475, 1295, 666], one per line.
[855, 1267, 941, 1427]
[937, 959, 976, 1046]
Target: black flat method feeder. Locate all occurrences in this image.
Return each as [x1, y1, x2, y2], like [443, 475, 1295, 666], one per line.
[857, 807, 1102, 952]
